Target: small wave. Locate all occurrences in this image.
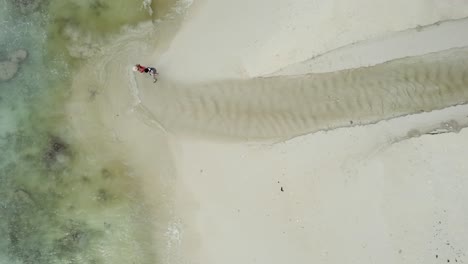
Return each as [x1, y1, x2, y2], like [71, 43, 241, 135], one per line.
[128, 67, 143, 107]
[174, 0, 194, 14]
[142, 0, 153, 16]
[127, 67, 168, 133]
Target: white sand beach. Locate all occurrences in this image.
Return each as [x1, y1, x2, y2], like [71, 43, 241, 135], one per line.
[64, 0, 468, 263]
[172, 105, 468, 264]
[159, 0, 468, 81]
[157, 0, 468, 263]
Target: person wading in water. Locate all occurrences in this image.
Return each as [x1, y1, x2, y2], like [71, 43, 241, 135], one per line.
[133, 64, 158, 83]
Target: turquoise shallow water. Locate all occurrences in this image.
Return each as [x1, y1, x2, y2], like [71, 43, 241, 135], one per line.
[0, 0, 169, 263]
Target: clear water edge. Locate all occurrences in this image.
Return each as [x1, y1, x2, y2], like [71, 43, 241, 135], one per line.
[0, 0, 179, 263]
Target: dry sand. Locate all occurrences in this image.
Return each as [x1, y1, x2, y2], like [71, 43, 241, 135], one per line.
[172, 105, 468, 264]
[159, 0, 468, 82]
[156, 0, 468, 263]
[65, 0, 468, 263]
[274, 17, 468, 75]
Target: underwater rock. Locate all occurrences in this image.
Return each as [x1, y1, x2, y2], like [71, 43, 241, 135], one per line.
[8, 49, 28, 63]
[54, 220, 95, 258]
[43, 136, 70, 167]
[0, 61, 19, 81]
[0, 49, 28, 81]
[56, 228, 88, 253]
[14, 0, 42, 14]
[9, 189, 36, 214]
[64, 26, 102, 58]
[96, 188, 112, 202]
[13, 189, 35, 205]
[101, 168, 113, 179]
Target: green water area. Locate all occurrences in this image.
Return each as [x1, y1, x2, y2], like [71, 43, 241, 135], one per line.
[0, 0, 174, 263]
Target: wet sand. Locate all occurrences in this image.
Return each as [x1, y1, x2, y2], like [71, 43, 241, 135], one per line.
[141, 48, 468, 140]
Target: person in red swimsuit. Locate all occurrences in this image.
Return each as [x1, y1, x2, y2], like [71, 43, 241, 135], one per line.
[133, 64, 158, 83]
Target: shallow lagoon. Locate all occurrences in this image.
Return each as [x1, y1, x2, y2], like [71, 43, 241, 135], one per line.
[0, 0, 174, 263]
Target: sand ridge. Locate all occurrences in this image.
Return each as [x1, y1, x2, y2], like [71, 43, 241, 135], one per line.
[136, 48, 468, 140]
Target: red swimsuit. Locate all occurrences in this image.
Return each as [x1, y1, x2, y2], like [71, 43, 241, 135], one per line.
[136, 64, 147, 73]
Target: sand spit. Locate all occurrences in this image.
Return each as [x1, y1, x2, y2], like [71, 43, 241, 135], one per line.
[140, 48, 468, 140]
[68, 0, 468, 142]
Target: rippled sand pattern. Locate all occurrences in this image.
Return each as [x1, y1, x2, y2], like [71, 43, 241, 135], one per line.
[135, 48, 468, 140]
